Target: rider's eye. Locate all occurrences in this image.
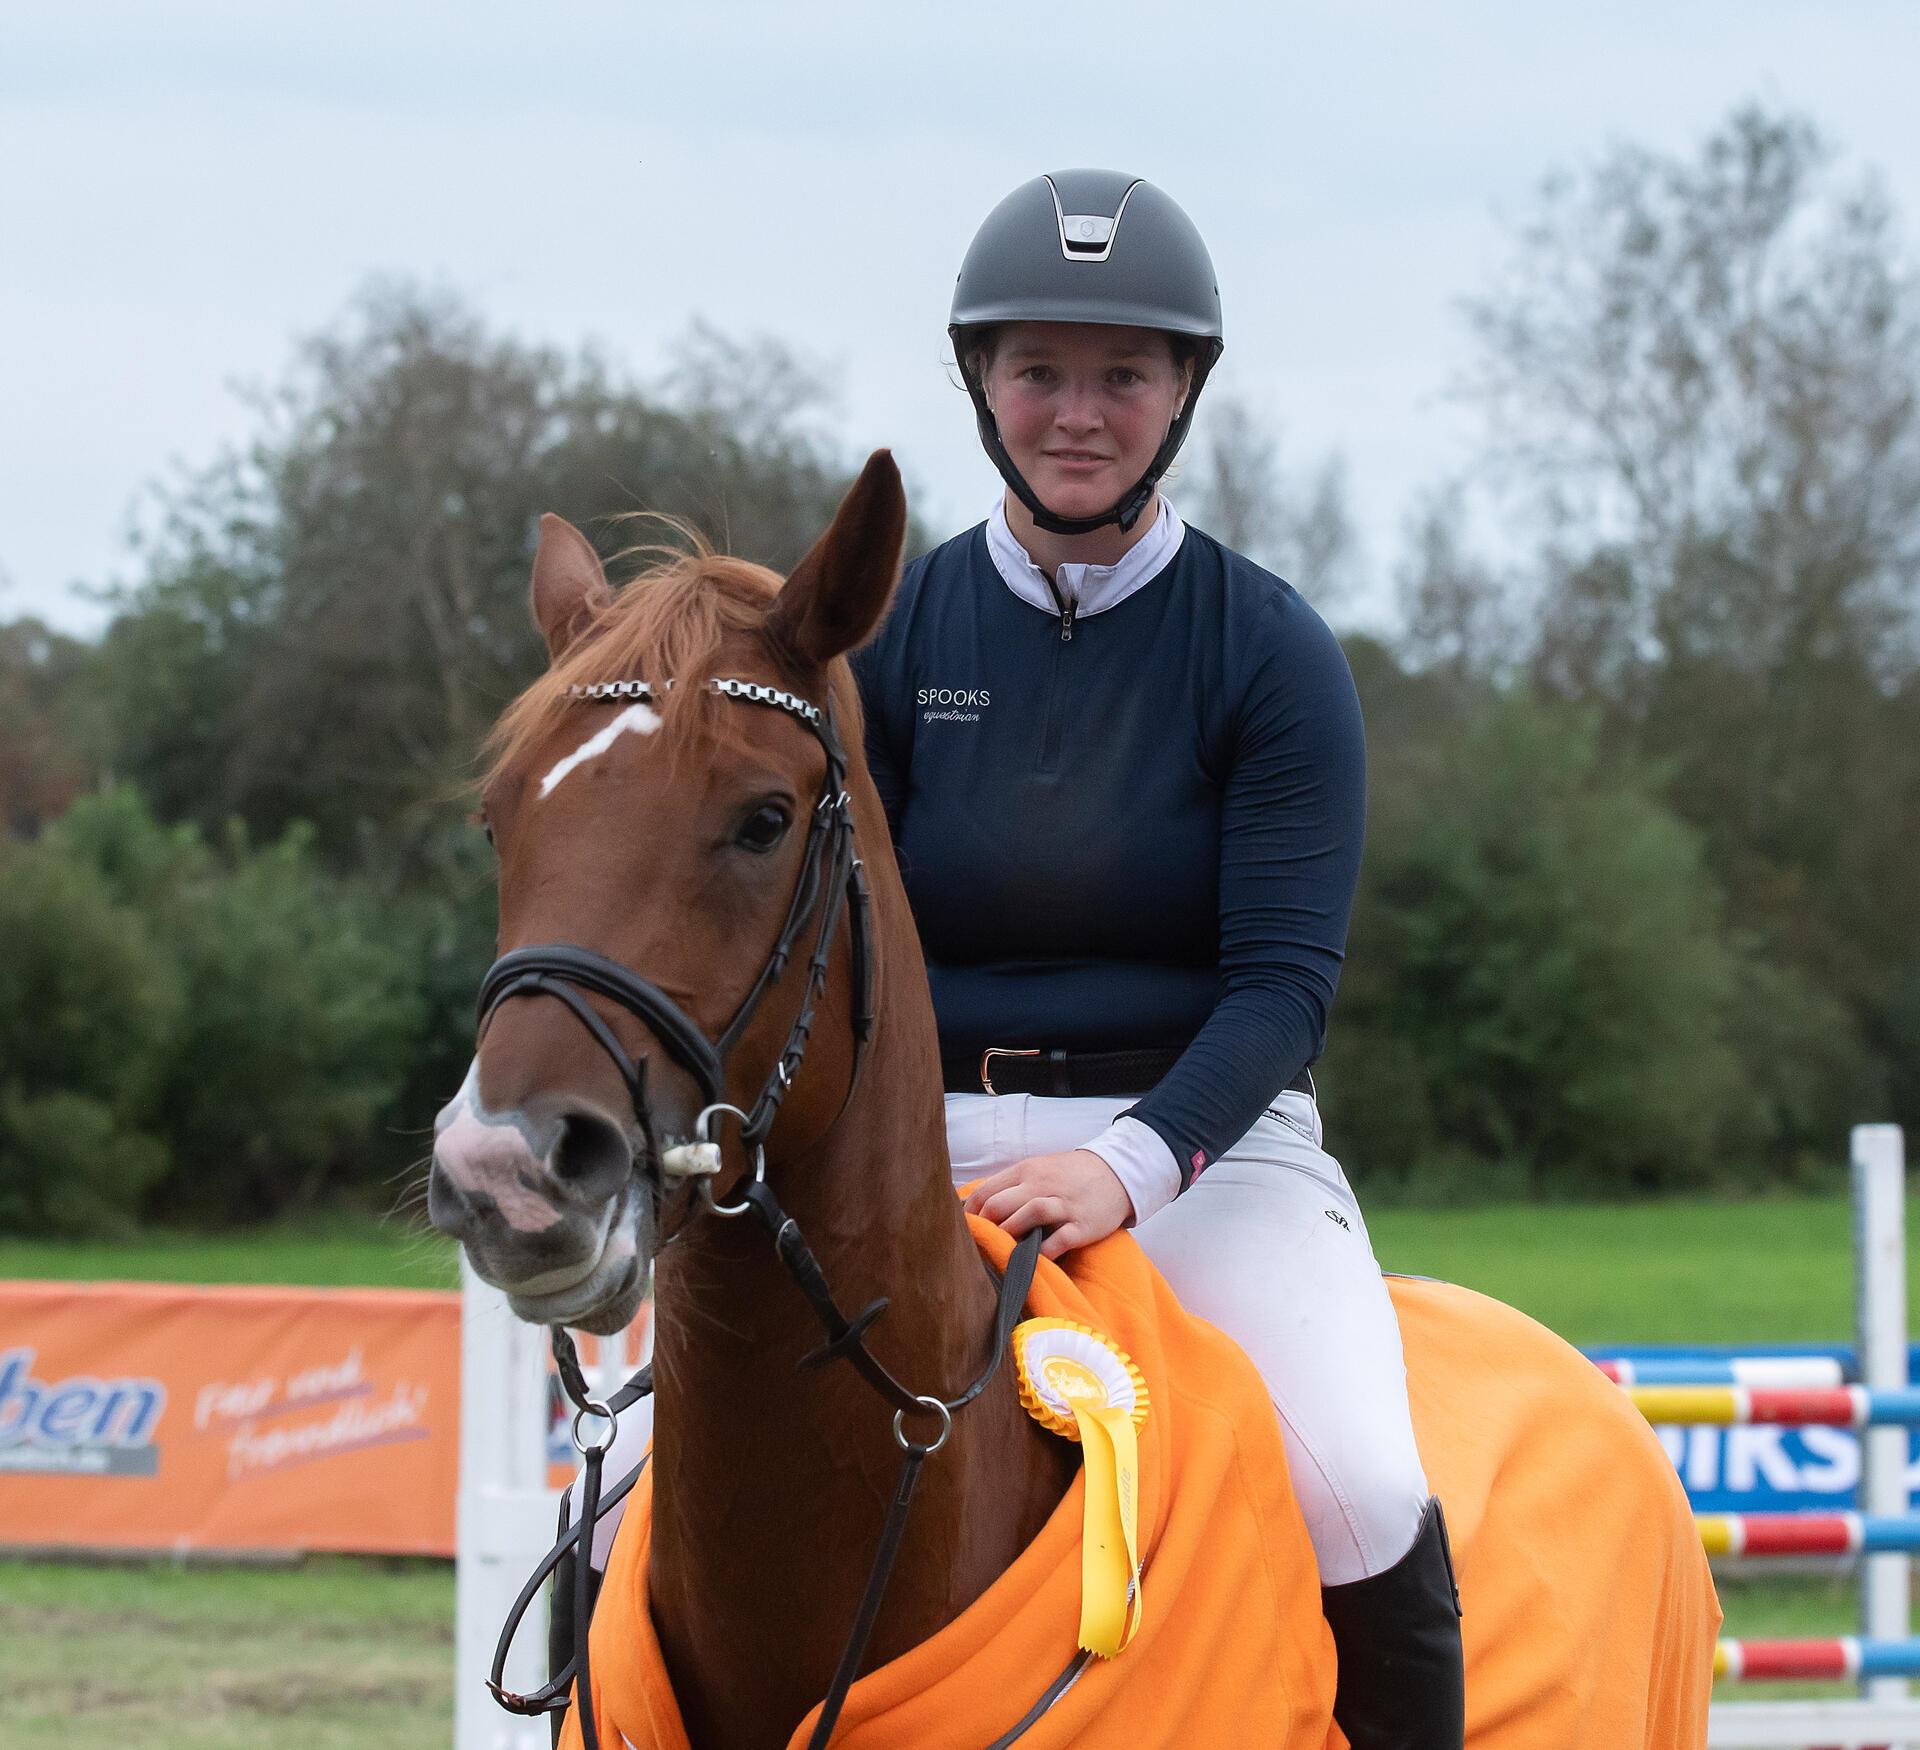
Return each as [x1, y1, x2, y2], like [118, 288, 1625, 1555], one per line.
[734, 803, 793, 854]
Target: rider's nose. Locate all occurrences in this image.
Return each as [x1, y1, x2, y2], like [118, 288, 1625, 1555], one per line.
[1055, 383, 1102, 434]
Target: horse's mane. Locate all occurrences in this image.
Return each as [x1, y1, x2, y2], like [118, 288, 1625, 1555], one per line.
[484, 528, 864, 786]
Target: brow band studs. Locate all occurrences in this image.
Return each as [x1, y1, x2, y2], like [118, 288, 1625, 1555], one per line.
[565, 676, 824, 728]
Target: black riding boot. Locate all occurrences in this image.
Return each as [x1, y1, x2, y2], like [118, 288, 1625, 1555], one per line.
[1319, 1496, 1465, 1750]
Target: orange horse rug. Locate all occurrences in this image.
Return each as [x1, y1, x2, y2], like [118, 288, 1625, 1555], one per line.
[563, 1221, 1719, 1749]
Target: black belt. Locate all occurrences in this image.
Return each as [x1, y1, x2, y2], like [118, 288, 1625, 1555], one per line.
[942, 1045, 1314, 1101]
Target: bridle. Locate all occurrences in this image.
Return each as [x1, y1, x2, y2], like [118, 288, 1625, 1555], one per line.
[477, 675, 877, 1165]
[474, 674, 1063, 1749]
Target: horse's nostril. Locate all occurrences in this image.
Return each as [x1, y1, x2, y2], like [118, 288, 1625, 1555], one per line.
[426, 1160, 475, 1241]
[553, 1111, 633, 1196]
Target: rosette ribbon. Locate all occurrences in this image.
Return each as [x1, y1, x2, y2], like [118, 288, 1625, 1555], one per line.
[1011, 1317, 1150, 1656]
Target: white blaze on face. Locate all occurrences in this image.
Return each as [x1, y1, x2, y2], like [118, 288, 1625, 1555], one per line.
[538, 703, 662, 799]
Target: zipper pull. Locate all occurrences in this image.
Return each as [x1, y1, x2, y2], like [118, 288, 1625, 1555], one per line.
[1060, 601, 1076, 643]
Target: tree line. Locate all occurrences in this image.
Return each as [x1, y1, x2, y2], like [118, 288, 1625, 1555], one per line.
[3, 105, 1915, 1231]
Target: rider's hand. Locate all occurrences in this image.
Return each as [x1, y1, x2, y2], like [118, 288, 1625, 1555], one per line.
[963, 1149, 1134, 1260]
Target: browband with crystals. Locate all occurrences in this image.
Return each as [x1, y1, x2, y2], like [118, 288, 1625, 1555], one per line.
[566, 675, 825, 730]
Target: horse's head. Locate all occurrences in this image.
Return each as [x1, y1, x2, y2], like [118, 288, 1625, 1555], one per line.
[428, 453, 907, 1332]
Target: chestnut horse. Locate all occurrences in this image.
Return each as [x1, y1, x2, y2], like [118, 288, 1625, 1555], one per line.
[430, 453, 1717, 1749]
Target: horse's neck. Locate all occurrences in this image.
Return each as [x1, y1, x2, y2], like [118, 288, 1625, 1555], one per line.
[646, 991, 1070, 1747]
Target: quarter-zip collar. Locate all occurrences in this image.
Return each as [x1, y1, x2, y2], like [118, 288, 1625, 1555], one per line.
[985, 494, 1186, 622]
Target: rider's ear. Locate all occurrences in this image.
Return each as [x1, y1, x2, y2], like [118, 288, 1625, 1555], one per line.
[530, 514, 615, 662]
[765, 449, 907, 669]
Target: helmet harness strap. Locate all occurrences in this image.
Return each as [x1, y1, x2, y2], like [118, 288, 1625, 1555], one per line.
[955, 339, 1220, 536]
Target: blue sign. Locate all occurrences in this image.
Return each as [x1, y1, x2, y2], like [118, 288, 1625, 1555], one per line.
[1650, 1424, 1920, 1512]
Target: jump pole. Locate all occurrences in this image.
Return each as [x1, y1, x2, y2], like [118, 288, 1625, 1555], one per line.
[1854, 1125, 1910, 1717]
[1703, 1126, 1916, 1749]
[456, 1258, 556, 1750]
[1597, 1357, 1848, 1388]
[1718, 1637, 1920, 1682]
[1630, 1386, 1920, 1427]
[1702, 1517, 1920, 1558]
[1709, 1697, 1916, 1748]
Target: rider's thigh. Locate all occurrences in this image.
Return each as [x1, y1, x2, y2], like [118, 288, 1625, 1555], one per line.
[943, 1092, 1003, 1186]
[944, 1092, 1132, 1187]
[1131, 1110, 1429, 1586]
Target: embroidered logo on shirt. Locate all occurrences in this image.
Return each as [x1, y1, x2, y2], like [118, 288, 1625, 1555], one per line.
[1325, 1208, 1351, 1232]
[1190, 1150, 1207, 1177]
[918, 686, 991, 724]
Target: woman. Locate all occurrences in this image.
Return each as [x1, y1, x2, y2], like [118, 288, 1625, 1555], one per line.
[849, 169, 1465, 1748]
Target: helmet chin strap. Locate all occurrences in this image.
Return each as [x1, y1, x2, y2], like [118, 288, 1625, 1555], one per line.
[960, 370, 1163, 535]
[957, 342, 1219, 538]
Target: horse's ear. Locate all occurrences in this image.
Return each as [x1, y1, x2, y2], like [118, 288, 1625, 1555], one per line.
[766, 450, 907, 668]
[531, 514, 614, 662]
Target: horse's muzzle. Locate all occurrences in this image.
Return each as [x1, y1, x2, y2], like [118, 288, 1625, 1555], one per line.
[429, 1062, 658, 1332]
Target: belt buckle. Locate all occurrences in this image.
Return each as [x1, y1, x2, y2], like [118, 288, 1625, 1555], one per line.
[979, 1047, 1039, 1096]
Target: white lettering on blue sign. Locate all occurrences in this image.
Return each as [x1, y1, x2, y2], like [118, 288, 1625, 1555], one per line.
[1654, 1422, 1918, 1511]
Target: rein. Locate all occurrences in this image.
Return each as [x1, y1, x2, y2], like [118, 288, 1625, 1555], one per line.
[475, 676, 1050, 1749]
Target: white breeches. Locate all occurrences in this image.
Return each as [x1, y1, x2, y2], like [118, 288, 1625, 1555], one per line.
[575, 1089, 1428, 1587]
[946, 1088, 1430, 1586]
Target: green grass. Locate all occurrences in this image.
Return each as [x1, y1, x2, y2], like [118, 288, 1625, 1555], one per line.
[0, 1208, 459, 1292]
[0, 1556, 451, 1750]
[3, 1193, 1902, 1352]
[1369, 1193, 1900, 1346]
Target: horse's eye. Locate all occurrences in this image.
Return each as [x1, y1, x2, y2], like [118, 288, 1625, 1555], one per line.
[735, 803, 793, 854]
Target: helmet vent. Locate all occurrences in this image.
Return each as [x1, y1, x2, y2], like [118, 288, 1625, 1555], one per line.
[1061, 215, 1114, 255]
[1045, 176, 1140, 264]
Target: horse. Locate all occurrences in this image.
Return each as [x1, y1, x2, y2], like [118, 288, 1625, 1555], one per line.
[429, 452, 1720, 1749]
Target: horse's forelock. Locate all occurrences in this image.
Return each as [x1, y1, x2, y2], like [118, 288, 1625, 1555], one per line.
[481, 541, 863, 792]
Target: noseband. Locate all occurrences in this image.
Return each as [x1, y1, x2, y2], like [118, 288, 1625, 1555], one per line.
[476, 675, 875, 1160]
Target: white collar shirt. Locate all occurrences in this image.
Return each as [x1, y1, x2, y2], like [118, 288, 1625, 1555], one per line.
[984, 495, 1187, 620]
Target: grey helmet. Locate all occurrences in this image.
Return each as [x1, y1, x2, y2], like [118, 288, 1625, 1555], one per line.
[950, 170, 1224, 535]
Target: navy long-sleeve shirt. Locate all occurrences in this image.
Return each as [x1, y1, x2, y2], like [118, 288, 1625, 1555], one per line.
[850, 506, 1365, 1195]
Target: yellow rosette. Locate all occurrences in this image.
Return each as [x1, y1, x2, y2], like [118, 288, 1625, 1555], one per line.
[1011, 1317, 1149, 1657]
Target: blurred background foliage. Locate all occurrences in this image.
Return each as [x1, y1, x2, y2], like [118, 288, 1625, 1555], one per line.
[3, 103, 1916, 1231]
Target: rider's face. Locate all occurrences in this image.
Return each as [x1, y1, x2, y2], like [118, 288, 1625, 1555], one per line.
[982, 323, 1190, 522]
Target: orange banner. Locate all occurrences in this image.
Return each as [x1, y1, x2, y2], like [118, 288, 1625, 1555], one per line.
[0, 1280, 460, 1555]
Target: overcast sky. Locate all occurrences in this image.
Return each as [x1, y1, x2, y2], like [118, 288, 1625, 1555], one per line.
[5, 1, 1918, 637]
